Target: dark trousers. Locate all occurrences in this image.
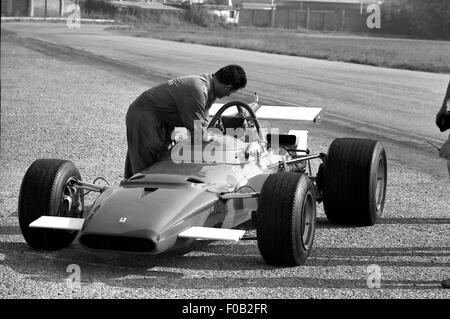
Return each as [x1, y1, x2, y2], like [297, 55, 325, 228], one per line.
[124, 94, 170, 179]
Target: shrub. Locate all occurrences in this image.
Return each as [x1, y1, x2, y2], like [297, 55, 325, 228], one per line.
[381, 0, 450, 40]
[80, 0, 117, 19]
[183, 5, 227, 28]
[110, 3, 229, 29]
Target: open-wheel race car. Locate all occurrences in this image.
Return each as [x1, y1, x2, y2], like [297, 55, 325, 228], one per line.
[18, 97, 387, 266]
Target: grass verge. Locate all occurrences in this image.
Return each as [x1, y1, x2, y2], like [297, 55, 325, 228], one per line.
[110, 25, 450, 74]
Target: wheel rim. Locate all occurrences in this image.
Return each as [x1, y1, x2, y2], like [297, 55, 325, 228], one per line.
[301, 192, 315, 250]
[375, 157, 385, 213]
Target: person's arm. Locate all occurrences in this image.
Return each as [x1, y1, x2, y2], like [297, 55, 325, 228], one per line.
[442, 80, 450, 107]
[175, 87, 210, 141]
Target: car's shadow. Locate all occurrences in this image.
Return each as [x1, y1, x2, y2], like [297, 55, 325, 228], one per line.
[315, 216, 450, 228]
[2, 211, 448, 291]
[1, 238, 447, 291]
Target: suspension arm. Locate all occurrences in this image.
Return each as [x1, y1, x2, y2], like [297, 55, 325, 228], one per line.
[70, 179, 108, 193]
[268, 153, 326, 170]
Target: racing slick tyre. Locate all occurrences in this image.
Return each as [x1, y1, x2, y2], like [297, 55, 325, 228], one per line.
[322, 138, 387, 226]
[256, 172, 316, 266]
[18, 159, 84, 250]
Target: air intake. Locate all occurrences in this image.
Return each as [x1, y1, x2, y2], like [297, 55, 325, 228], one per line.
[79, 234, 156, 252]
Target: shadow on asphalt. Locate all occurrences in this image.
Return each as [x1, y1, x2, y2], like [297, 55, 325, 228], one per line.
[315, 216, 450, 229]
[1, 239, 447, 290]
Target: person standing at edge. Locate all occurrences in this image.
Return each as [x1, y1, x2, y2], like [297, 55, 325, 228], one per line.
[124, 64, 247, 179]
[435, 79, 450, 179]
[435, 79, 450, 289]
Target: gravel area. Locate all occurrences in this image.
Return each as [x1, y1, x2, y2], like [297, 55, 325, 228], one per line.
[1, 27, 449, 300]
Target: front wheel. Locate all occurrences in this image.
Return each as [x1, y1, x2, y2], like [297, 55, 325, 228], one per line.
[18, 159, 84, 250]
[256, 172, 316, 266]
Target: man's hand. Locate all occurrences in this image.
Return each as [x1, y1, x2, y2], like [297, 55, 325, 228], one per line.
[202, 132, 214, 143]
[203, 126, 223, 143]
[436, 104, 450, 132]
[171, 127, 189, 143]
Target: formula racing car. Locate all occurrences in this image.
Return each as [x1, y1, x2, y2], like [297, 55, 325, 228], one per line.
[18, 97, 387, 266]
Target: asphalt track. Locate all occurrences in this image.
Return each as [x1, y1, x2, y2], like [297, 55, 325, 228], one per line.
[0, 22, 449, 300]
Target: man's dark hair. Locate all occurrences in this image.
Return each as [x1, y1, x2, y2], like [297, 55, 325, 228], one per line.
[215, 64, 247, 91]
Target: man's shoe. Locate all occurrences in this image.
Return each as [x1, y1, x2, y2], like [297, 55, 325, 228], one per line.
[441, 278, 450, 288]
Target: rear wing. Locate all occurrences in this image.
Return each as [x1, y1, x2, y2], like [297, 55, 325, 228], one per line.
[208, 100, 324, 123]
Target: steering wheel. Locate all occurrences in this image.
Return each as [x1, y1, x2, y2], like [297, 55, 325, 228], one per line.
[207, 101, 263, 139]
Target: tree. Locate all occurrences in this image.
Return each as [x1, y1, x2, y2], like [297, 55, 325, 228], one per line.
[381, 0, 450, 39]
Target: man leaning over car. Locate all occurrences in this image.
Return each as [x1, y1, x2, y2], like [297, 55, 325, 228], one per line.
[124, 64, 247, 179]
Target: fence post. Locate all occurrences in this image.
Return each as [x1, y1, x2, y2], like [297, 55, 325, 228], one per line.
[306, 7, 310, 29]
[322, 12, 325, 31]
[60, 0, 64, 17]
[340, 8, 345, 32]
[29, 0, 34, 17]
[7, 0, 12, 16]
[270, 1, 275, 28]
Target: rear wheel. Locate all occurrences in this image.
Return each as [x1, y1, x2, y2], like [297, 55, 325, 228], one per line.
[18, 159, 84, 250]
[256, 172, 316, 266]
[323, 138, 387, 226]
